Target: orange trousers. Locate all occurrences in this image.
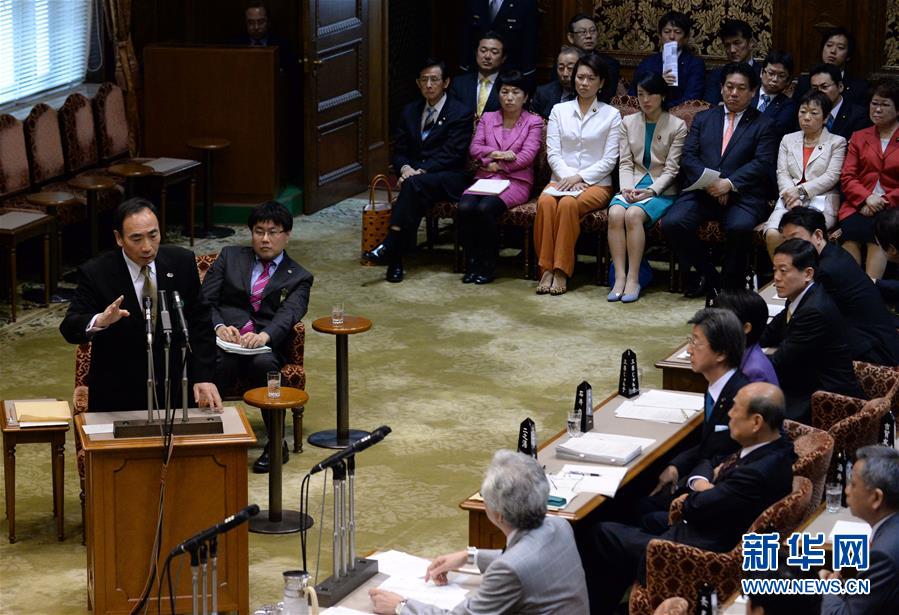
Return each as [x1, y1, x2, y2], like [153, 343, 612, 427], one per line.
[535, 184, 613, 277]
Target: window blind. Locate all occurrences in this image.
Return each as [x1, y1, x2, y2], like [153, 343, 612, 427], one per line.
[0, 0, 92, 106]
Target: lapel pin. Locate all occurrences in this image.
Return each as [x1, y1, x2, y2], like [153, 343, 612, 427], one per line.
[166, 272, 174, 278]
[287, 269, 293, 274]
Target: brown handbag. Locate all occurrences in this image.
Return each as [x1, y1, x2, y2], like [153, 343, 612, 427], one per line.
[361, 173, 393, 264]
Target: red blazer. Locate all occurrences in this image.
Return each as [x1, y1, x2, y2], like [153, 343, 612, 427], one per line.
[839, 125, 899, 220]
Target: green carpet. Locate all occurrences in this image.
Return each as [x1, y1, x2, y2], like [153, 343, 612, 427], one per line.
[0, 197, 704, 612]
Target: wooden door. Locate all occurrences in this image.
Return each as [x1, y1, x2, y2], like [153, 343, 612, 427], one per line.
[301, 0, 370, 213]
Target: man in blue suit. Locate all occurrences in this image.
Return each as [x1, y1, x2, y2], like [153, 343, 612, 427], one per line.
[752, 51, 798, 139]
[821, 445, 899, 615]
[704, 19, 761, 106]
[630, 10, 705, 107]
[449, 32, 505, 118]
[662, 62, 778, 295]
[363, 58, 472, 282]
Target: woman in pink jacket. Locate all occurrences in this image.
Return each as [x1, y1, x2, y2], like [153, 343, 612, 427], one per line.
[459, 70, 544, 283]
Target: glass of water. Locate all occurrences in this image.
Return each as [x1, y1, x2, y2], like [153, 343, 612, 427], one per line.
[825, 482, 842, 513]
[331, 301, 345, 325]
[567, 408, 583, 438]
[267, 371, 281, 399]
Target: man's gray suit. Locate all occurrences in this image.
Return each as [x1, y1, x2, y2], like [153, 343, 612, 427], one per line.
[403, 516, 589, 615]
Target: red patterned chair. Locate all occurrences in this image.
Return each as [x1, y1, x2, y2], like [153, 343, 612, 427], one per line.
[93, 82, 131, 163]
[628, 476, 812, 615]
[59, 93, 100, 174]
[810, 392, 892, 479]
[611, 95, 640, 118]
[668, 100, 711, 132]
[783, 419, 834, 518]
[852, 361, 899, 405]
[0, 114, 32, 207]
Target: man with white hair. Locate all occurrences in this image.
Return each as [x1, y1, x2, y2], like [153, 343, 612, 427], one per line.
[369, 450, 589, 614]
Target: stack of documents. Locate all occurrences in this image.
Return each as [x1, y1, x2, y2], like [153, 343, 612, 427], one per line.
[556, 432, 655, 466]
[542, 186, 583, 197]
[549, 463, 630, 497]
[370, 550, 468, 610]
[15, 400, 71, 427]
[467, 179, 510, 195]
[215, 338, 272, 355]
[614, 389, 703, 424]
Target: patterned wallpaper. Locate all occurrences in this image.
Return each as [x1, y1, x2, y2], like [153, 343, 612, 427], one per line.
[886, 1, 899, 69]
[592, 0, 774, 59]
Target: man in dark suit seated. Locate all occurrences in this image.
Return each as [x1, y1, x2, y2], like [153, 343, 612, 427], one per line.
[874, 209, 899, 323]
[448, 31, 505, 119]
[753, 50, 799, 139]
[760, 239, 862, 423]
[201, 201, 313, 473]
[578, 381, 796, 615]
[362, 58, 472, 282]
[808, 64, 871, 141]
[640, 307, 749, 530]
[794, 27, 870, 107]
[458, 0, 537, 81]
[564, 13, 619, 102]
[820, 445, 899, 615]
[60, 199, 222, 413]
[779, 207, 899, 366]
[629, 10, 705, 107]
[530, 46, 581, 119]
[661, 62, 778, 295]
[369, 450, 590, 614]
[704, 19, 761, 105]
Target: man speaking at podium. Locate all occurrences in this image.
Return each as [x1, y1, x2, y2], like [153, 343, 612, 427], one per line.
[60, 198, 222, 413]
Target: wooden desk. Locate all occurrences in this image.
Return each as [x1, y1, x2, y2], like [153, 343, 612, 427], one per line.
[654, 343, 705, 393]
[77, 406, 255, 614]
[1, 399, 69, 543]
[0, 210, 52, 321]
[460, 390, 703, 547]
[133, 158, 201, 245]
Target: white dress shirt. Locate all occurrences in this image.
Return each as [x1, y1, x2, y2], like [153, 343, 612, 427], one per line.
[546, 99, 621, 185]
[708, 368, 737, 405]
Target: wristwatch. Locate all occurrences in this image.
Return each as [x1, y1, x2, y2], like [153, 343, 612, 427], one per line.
[395, 599, 408, 614]
[798, 186, 809, 202]
[466, 546, 478, 566]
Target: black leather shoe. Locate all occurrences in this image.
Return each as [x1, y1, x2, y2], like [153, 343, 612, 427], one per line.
[684, 275, 712, 298]
[474, 273, 495, 284]
[362, 243, 391, 265]
[462, 258, 477, 283]
[386, 261, 404, 283]
[462, 271, 477, 283]
[252, 441, 289, 474]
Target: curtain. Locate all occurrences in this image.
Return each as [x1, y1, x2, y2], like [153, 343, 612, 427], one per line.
[103, 0, 140, 155]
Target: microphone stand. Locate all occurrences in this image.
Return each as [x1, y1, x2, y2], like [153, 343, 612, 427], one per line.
[209, 537, 219, 615]
[347, 455, 357, 571]
[331, 461, 346, 581]
[159, 290, 173, 432]
[144, 296, 156, 423]
[190, 546, 200, 615]
[174, 291, 191, 423]
[199, 542, 209, 615]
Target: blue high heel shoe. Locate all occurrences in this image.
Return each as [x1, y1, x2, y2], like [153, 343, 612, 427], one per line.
[621, 285, 642, 303]
[607, 289, 623, 302]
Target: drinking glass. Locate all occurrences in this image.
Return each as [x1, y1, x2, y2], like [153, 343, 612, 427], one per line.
[331, 302, 345, 325]
[825, 482, 842, 513]
[566, 408, 583, 438]
[267, 371, 281, 399]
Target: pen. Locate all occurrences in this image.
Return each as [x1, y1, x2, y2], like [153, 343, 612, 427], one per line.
[681, 409, 690, 421]
[568, 470, 602, 478]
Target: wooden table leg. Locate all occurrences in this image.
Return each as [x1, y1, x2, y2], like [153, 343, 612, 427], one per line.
[9, 244, 16, 323]
[43, 231, 50, 307]
[46, 206, 60, 295]
[4, 438, 15, 543]
[189, 177, 196, 247]
[53, 435, 65, 541]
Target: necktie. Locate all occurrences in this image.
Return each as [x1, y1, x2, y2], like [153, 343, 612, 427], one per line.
[477, 77, 491, 116]
[421, 106, 436, 140]
[490, 0, 503, 21]
[240, 261, 272, 335]
[721, 112, 736, 155]
[715, 452, 740, 482]
[784, 299, 792, 324]
[140, 265, 156, 327]
[759, 94, 771, 113]
[826, 114, 835, 131]
[704, 391, 714, 420]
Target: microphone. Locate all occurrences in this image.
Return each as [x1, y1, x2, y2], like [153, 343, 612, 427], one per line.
[158, 290, 172, 335]
[143, 295, 153, 344]
[170, 504, 260, 556]
[172, 290, 190, 343]
[309, 425, 391, 475]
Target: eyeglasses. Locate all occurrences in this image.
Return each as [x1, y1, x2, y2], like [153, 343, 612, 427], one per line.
[686, 336, 706, 348]
[762, 69, 789, 81]
[416, 76, 444, 85]
[870, 100, 896, 109]
[252, 229, 286, 238]
[572, 27, 597, 36]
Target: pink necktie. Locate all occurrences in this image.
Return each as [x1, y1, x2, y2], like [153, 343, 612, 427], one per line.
[721, 112, 735, 155]
[240, 261, 272, 335]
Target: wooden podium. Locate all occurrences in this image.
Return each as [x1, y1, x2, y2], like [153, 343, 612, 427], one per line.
[76, 407, 256, 615]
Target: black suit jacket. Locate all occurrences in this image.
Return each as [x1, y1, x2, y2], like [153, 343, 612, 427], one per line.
[663, 435, 796, 553]
[752, 91, 798, 139]
[830, 100, 872, 141]
[60, 246, 216, 412]
[704, 62, 762, 105]
[448, 71, 501, 118]
[669, 370, 749, 476]
[530, 80, 574, 119]
[817, 243, 899, 365]
[201, 246, 313, 358]
[679, 105, 779, 215]
[392, 96, 473, 174]
[459, 0, 538, 77]
[760, 283, 862, 421]
[795, 72, 870, 108]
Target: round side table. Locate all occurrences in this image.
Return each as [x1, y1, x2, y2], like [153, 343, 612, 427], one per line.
[108, 162, 154, 200]
[242, 386, 313, 534]
[67, 175, 116, 257]
[186, 138, 234, 239]
[309, 315, 373, 449]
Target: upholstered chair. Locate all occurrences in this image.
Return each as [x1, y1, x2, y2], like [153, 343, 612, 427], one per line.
[0, 114, 32, 204]
[59, 93, 99, 174]
[783, 419, 834, 518]
[93, 82, 130, 162]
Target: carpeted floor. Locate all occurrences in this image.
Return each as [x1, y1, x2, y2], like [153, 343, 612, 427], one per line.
[0, 196, 704, 613]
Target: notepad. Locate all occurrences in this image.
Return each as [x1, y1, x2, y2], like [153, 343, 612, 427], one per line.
[556, 432, 655, 466]
[542, 186, 583, 197]
[829, 520, 871, 544]
[15, 400, 71, 422]
[467, 179, 510, 195]
[215, 338, 272, 355]
[630, 389, 704, 410]
[615, 400, 699, 424]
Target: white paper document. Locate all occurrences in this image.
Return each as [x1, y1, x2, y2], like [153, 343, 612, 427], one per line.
[543, 186, 584, 197]
[829, 520, 871, 544]
[555, 463, 629, 497]
[370, 550, 432, 579]
[215, 338, 272, 355]
[615, 400, 699, 424]
[20, 421, 70, 428]
[467, 179, 510, 195]
[143, 157, 195, 174]
[82, 423, 115, 435]
[629, 389, 704, 411]
[378, 576, 469, 611]
[767, 303, 785, 319]
[684, 168, 721, 192]
[321, 607, 369, 615]
[662, 41, 679, 86]
[556, 432, 655, 466]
